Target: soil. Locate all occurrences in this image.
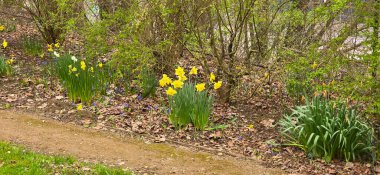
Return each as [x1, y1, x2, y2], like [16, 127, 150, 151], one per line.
[0, 110, 285, 175]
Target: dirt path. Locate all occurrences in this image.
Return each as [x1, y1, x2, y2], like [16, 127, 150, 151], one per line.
[0, 110, 285, 175]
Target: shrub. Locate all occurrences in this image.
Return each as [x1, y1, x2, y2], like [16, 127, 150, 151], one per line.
[0, 56, 13, 76]
[279, 96, 375, 162]
[20, 35, 44, 57]
[54, 53, 108, 104]
[12, 0, 84, 44]
[160, 66, 220, 130]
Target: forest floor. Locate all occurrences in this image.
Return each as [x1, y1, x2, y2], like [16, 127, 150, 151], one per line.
[0, 110, 284, 175]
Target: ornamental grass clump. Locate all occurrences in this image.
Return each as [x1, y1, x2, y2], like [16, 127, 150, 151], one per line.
[53, 53, 108, 104]
[159, 66, 221, 130]
[279, 96, 374, 162]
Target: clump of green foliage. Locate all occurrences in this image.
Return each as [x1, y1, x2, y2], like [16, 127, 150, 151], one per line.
[169, 83, 213, 130]
[0, 141, 131, 175]
[280, 96, 375, 162]
[191, 90, 214, 130]
[0, 56, 13, 76]
[54, 53, 108, 104]
[161, 66, 217, 130]
[139, 68, 158, 98]
[20, 35, 44, 57]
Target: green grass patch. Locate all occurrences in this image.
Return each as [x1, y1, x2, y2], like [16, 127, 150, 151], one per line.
[0, 56, 13, 76]
[20, 35, 44, 57]
[0, 141, 132, 175]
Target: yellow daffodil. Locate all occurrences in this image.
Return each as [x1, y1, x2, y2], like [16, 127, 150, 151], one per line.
[189, 67, 198, 75]
[159, 74, 172, 87]
[54, 43, 60, 48]
[210, 72, 216, 82]
[195, 83, 206, 92]
[172, 80, 184, 89]
[5, 59, 14, 65]
[264, 72, 269, 78]
[47, 44, 53, 52]
[68, 65, 72, 69]
[247, 124, 254, 129]
[214, 81, 222, 90]
[0, 25, 5, 31]
[75, 73, 80, 77]
[166, 87, 177, 96]
[98, 62, 103, 68]
[2, 39, 8, 48]
[90, 67, 94, 73]
[77, 103, 83, 110]
[80, 61, 86, 70]
[72, 67, 77, 72]
[311, 61, 317, 69]
[175, 66, 185, 77]
[178, 75, 187, 81]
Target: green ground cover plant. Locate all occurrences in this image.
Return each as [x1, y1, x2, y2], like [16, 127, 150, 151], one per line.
[54, 53, 108, 104]
[160, 66, 220, 130]
[20, 35, 44, 57]
[280, 96, 375, 162]
[0, 141, 131, 175]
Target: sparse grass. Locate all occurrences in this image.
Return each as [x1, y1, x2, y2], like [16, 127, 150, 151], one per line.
[20, 35, 44, 57]
[0, 141, 132, 175]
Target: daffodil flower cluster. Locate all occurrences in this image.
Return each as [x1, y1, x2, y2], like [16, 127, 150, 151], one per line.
[47, 42, 60, 52]
[67, 58, 103, 78]
[159, 66, 222, 96]
[55, 54, 108, 105]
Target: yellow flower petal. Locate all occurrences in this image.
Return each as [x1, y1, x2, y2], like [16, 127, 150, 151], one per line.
[0, 25, 5, 31]
[175, 66, 185, 77]
[2, 39, 8, 48]
[311, 61, 318, 69]
[77, 104, 83, 110]
[214, 81, 222, 90]
[172, 80, 184, 89]
[195, 83, 206, 92]
[178, 75, 187, 81]
[98, 63, 103, 68]
[189, 67, 198, 75]
[54, 43, 60, 48]
[264, 72, 269, 78]
[210, 73, 216, 82]
[166, 87, 177, 96]
[47, 44, 53, 52]
[159, 74, 172, 87]
[80, 61, 86, 70]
